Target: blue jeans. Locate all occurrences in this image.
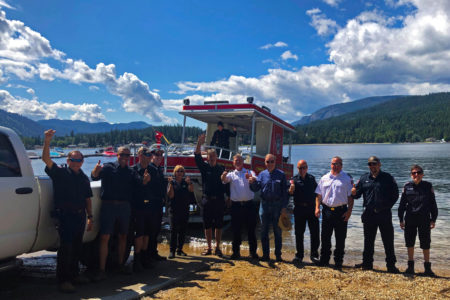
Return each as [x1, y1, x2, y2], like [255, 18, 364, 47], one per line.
[259, 200, 283, 257]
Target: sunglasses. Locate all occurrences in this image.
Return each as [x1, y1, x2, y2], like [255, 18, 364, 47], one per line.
[119, 153, 130, 157]
[368, 162, 378, 166]
[266, 160, 275, 163]
[411, 171, 423, 175]
[69, 158, 83, 163]
[331, 162, 342, 166]
[298, 166, 307, 170]
[176, 170, 185, 173]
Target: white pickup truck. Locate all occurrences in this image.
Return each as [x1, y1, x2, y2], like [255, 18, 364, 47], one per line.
[0, 126, 103, 272]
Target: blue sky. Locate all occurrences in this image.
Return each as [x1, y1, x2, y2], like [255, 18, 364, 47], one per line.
[0, 0, 449, 125]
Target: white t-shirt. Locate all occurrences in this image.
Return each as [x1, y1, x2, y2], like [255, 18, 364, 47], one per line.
[315, 171, 353, 207]
[223, 168, 255, 201]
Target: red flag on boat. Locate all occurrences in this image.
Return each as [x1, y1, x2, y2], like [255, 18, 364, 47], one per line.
[155, 131, 163, 144]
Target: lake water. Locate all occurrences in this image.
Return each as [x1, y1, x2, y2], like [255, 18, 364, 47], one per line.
[31, 143, 450, 269]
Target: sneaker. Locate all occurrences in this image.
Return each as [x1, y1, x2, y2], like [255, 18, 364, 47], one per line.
[230, 253, 241, 260]
[292, 256, 303, 264]
[201, 248, 212, 256]
[250, 253, 259, 260]
[214, 248, 223, 258]
[260, 255, 270, 262]
[387, 265, 400, 274]
[59, 281, 76, 293]
[92, 270, 107, 282]
[176, 250, 187, 256]
[355, 262, 373, 270]
[153, 254, 167, 261]
[119, 264, 133, 275]
[315, 259, 330, 267]
[168, 252, 176, 259]
[73, 274, 90, 284]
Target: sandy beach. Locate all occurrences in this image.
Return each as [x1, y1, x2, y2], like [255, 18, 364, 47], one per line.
[151, 257, 450, 300]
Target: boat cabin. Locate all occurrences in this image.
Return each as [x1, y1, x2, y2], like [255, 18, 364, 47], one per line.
[151, 97, 295, 179]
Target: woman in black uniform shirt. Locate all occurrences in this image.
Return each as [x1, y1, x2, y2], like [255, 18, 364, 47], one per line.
[167, 165, 195, 258]
[398, 165, 438, 276]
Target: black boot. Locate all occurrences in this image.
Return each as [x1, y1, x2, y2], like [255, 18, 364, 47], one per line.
[423, 262, 435, 277]
[133, 253, 144, 272]
[404, 260, 414, 275]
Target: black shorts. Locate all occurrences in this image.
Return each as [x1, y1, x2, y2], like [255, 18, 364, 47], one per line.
[202, 196, 225, 229]
[404, 214, 431, 249]
[134, 210, 153, 237]
[100, 201, 131, 235]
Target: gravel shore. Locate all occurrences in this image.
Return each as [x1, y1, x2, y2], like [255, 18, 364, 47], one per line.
[151, 259, 450, 300]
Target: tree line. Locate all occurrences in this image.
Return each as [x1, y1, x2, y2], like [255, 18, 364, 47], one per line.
[21, 125, 203, 149]
[291, 93, 450, 144]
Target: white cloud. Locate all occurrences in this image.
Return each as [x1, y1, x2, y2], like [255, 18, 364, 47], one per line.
[0, 1, 14, 9]
[171, 0, 450, 122]
[306, 8, 340, 36]
[322, 0, 341, 7]
[281, 50, 298, 61]
[260, 41, 288, 50]
[89, 85, 100, 91]
[0, 9, 164, 122]
[26, 88, 34, 96]
[106, 108, 116, 113]
[0, 89, 106, 122]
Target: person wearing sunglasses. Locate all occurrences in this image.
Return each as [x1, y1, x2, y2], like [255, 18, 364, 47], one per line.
[351, 156, 400, 273]
[131, 147, 154, 272]
[91, 146, 150, 280]
[289, 160, 320, 264]
[167, 165, 195, 259]
[42, 129, 93, 293]
[398, 165, 438, 276]
[314, 156, 353, 270]
[248, 153, 289, 262]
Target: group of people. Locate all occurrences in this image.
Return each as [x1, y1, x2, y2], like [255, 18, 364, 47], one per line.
[43, 129, 194, 293]
[43, 128, 439, 293]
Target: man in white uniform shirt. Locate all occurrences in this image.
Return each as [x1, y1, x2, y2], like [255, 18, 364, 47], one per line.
[221, 154, 258, 260]
[315, 156, 354, 270]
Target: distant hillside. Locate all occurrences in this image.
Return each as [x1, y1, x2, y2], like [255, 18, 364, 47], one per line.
[293, 93, 450, 143]
[37, 119, 151, 136]
[292, 95, 404, 126]
[0, 109, 44, 136]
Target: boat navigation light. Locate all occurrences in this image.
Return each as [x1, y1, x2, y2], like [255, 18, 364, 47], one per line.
[183, 98, 190, 105]
[262, 105, 271, 113]
[246, 97, 254, 104]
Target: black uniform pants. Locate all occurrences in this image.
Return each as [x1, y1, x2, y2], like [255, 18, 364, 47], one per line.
[294, 206, 320, 259]
[320, 205, 347, 265]
[231, 200, 258, 255]
[147, 208, 163, 257]
[57, 211, 86, 283]
[404, 214, 431, 249]
[169, 213, 189, 252]
[362, 210, 396, 266]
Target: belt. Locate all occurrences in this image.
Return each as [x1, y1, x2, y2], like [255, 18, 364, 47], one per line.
[232, 200, 252, 205]
[102, 200, 128, 204]
[323, 204, 347, 211]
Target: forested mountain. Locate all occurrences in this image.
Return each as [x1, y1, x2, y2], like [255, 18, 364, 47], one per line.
[292, 95, 403, 125]
[292, 93, 450, 144]
[0, 109, 44, 136]
[21, 125, 203, 149]
[37, 119, 150, 135]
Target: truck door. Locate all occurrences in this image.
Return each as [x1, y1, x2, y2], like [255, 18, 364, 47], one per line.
[0, 132, 39, 259]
